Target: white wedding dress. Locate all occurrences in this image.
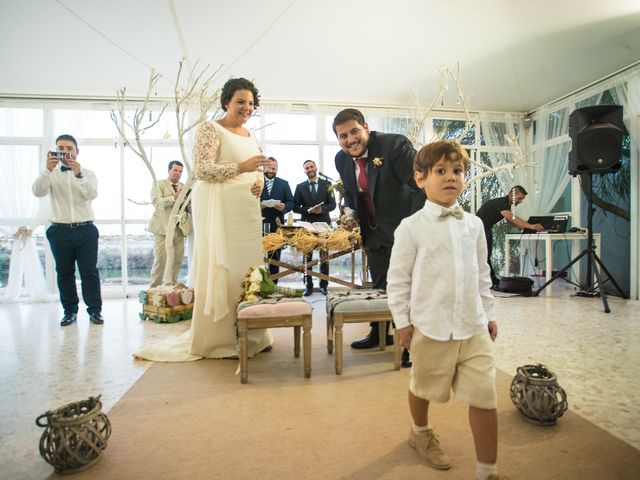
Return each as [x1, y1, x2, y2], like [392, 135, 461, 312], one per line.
[134, 121, 273, 361]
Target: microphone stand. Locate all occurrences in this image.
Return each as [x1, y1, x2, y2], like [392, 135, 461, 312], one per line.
[532, 173, 626, 312]
[318, 172, 335, 182]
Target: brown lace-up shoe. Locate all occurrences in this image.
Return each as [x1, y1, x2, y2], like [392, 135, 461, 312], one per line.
[408, 428, 451, 470]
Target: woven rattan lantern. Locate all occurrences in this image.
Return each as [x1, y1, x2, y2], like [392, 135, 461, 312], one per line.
[510, 364, 568, 426]
[36, 395, 111, 474]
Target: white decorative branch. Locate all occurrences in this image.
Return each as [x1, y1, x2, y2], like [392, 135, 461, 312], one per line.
[111, 60, 223, 285]
[409, 64, 533, 186]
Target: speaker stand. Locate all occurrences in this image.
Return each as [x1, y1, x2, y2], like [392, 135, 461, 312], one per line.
[532, 174, 626, 312]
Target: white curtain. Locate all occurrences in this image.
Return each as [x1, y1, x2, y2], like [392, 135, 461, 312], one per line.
[478, 112, 533, 221]
[0, 145, 54, 303]
[479, 112, 518, 190]
[515, 106, 571, 220]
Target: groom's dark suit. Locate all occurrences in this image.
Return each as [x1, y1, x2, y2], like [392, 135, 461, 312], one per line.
[335, 131, 425, 289]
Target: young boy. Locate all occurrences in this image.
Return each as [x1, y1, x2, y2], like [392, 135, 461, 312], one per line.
[386, 140, 507, 480]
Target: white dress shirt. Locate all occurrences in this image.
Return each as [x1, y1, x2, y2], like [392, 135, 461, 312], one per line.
[387, 200, 494, 341]
[32, 166, 98, 223]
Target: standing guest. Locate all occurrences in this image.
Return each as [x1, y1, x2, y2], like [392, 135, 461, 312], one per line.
[135, 77, 273, 361]
[333, 108, 424, 366]
[148, 160, 192, 287]
[476, 185, 543, 287]
[260, 157, 294, 283]
[32, 134, 104, 326]
[387, 140, 507, 480]
[293, 159, 336, 296]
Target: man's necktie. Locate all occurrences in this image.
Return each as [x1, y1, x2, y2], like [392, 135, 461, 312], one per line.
[266, 179, 273, 196]
[171, 184, 178, 192]
[60, 165, 72, 172]
[310, 181, 317, 198]
[438, 206, 464, 220]
[355, 157, 376, 224]
[355, 157, 368, 192]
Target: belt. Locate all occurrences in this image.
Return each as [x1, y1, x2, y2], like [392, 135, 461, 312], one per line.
[50, 221, 93, 228]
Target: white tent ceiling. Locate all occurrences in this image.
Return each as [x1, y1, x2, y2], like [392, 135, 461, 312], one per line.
[2, 0, 640, 112]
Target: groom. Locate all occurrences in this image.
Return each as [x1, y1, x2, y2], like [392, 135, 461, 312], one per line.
[333, 108, 425, 366]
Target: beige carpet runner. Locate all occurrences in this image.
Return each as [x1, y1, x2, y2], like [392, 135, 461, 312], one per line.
[68, 327, 640, 479]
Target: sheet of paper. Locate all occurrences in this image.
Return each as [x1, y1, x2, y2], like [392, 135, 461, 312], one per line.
[306, 202, 324, 213]
[261, 199, 281, 208]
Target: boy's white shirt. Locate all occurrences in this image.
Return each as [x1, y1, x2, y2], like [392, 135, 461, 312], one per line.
[387, 200, 494, 341]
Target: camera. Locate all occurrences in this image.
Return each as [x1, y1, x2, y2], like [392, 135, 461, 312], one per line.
[51, 151, 68, 164]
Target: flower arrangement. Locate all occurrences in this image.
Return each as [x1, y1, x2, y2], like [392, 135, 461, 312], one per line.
[332, 179, 344, 196]
[338, 206, 359, 231]
[239, 265, 304, 303]
[372, 157, 383, 167]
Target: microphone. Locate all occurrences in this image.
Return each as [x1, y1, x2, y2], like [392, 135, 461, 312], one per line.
[318, 171, 335, 182]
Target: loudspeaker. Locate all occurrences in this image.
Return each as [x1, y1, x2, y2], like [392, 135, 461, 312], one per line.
[568, 105, 623, 176]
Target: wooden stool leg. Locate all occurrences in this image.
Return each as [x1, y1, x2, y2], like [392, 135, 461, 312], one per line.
[394, 327, 402, 370]
[327, 311, 334, 354]
[294, 325, 301, 358]
[335, 313, 344, 375]
[238, 319, 249, 384]
[378, 321, 386, 351]
[303, 317, 311, 378]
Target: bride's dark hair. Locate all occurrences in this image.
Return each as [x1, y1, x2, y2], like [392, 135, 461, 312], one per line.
[220, 78, 260, 111]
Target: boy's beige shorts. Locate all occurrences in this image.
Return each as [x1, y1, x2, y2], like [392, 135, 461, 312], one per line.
[409, 329, 497, 409]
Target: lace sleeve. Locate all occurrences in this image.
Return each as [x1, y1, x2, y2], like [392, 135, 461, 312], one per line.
[193, 122, 240, 182]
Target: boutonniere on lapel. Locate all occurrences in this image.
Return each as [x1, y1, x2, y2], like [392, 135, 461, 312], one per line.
[372, 157, 383, 168]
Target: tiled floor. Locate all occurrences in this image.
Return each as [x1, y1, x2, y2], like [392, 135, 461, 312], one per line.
[1, 282, 638, 479]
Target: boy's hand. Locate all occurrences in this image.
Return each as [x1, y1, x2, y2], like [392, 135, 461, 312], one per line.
[488, 321, 498, 341]
[397, 325, 414, 350]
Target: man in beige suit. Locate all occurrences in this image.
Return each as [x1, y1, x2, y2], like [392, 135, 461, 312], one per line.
[148, 161, 192, 287]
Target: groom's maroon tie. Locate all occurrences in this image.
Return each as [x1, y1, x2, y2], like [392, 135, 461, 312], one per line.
[355, 157, 369, 192]
[355, 157, 375, 224]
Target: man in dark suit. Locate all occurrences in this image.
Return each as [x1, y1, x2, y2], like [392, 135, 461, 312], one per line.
[334, 108, 425, 364]
[260, 157, 294, 283]
[293, 159, 337, 296]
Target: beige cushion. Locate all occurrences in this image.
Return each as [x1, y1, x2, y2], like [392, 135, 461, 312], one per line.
[237, 300, 312, 319]
[327, 289, 389, 313]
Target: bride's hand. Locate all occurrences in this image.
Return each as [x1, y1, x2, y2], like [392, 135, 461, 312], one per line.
[239, 155, 269, 173]
[250, 181, 263, 198]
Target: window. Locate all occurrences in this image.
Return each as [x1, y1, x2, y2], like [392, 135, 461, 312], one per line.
[0, 102, 499, 296]
[0, 108, 43, 136]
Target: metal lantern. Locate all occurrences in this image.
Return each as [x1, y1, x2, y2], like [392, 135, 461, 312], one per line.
[510, 364, 568, 426]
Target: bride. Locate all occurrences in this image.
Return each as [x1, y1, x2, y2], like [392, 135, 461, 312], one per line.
[135, 78, 274, 361]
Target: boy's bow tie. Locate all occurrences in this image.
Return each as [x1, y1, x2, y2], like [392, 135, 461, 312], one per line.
[438, 206, 464, 220]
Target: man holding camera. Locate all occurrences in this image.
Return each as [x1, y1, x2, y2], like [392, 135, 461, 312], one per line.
[32, 134, 104, 327]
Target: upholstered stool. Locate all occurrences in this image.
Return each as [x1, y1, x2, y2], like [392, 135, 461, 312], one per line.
[326, 289, 402, 375]
[237, 299, 312, 384]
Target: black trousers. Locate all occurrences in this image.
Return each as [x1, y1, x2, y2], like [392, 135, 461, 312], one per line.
[365, 243, 392, 290]
[484, 228, 500, 285]
[46, 223, 102, 315]
[266, 248, 282, 284]
[304, 251, 328, 288]
[364, 243, 392, 332]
